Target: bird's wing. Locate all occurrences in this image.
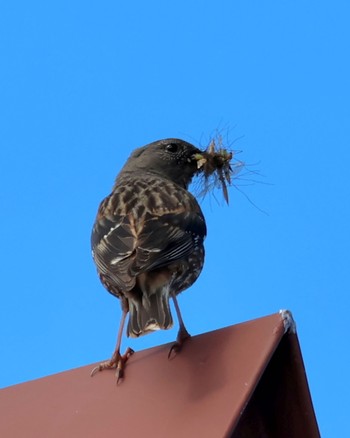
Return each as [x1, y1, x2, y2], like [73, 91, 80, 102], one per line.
[92, 205, 206, 291]
[131, 210, 206, 275]
[91, 212, 137, 291]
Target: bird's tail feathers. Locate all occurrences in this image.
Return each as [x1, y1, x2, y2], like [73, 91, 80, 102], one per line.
[127, 288, 173, 338]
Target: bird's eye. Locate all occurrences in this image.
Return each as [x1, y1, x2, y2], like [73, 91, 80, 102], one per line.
[165, 143, 179, 153]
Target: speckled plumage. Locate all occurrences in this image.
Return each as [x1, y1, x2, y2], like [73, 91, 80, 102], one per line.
[91, 139, 207, 370]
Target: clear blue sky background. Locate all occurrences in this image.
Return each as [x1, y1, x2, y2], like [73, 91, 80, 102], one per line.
[1, 1, 349, 435]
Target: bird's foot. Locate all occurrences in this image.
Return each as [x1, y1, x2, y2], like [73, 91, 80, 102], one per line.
[91, 347, 134, 383]
[168, 328, 191, 359]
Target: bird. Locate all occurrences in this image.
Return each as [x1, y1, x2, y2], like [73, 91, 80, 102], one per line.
[90, 138, 207, 382]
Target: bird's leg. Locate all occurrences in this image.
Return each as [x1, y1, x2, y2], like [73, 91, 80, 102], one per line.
[91, 305, 134, 383]
[168, 293, 191, 359]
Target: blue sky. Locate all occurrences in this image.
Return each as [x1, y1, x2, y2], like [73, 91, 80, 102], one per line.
[1, 1, 349, 435]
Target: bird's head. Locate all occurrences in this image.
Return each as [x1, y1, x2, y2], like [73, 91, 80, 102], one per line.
[118, 138, 202, 188]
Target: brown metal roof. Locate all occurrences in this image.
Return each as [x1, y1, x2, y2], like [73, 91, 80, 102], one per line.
[0, 311, 319, 438]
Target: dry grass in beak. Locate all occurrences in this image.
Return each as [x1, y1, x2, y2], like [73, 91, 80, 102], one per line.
[193, 138, 243, 204]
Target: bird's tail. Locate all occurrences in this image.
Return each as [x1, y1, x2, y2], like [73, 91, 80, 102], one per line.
[127, 288, 173, 338]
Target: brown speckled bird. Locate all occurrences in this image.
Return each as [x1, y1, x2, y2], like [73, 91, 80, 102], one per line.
[91, 138, 207, 381]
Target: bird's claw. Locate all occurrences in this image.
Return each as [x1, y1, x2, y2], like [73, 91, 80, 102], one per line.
[115, 347, 134, 383]
[90, 347, 134, 383]
[168, 341, 182, 359]
[168, 330, 191, 359]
